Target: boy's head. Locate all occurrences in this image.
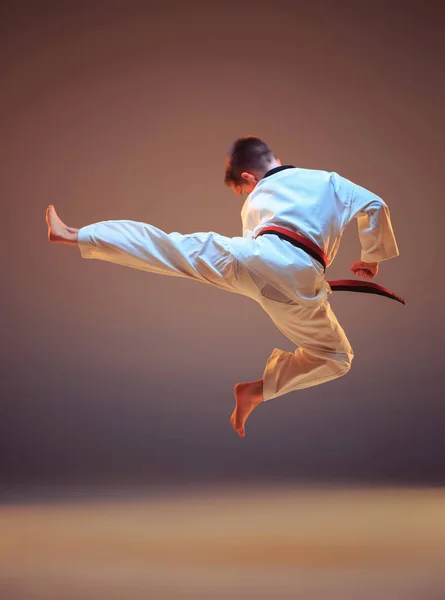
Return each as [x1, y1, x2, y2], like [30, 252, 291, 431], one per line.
[224, 136, 280, 196]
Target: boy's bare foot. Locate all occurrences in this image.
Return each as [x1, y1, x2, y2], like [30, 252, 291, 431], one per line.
[46, 205, 79, 245]
[230, 379, 264, 438]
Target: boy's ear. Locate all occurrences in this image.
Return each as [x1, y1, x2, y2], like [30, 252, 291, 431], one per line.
[241, 172, 257, 183]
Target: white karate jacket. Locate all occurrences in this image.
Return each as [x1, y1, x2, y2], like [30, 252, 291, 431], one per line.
[241, 167, 399, 266]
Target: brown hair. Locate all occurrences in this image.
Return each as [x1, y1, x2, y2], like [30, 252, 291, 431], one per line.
[224, 136, 275, 189]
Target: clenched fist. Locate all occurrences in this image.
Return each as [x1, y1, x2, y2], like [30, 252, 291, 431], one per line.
[350, 260, 379, 280]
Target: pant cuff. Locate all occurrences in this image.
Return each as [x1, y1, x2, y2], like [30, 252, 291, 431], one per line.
[262, 348, 281, 401]
[77, 225, 96, 259]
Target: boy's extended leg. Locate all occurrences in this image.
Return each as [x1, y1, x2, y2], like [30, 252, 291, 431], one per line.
[46, 206, 255, 296]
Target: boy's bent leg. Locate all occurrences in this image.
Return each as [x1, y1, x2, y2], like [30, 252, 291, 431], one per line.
[261, 298, 354, 401]
[229, 298, 353, 437]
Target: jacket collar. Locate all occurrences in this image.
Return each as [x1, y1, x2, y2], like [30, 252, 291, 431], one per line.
[262, 165, 295, 179]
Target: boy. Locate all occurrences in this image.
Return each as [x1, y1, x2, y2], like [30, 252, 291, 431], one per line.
[46, 136, 401, 438]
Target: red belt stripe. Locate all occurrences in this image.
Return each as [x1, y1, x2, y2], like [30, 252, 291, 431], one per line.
[255, 226, 406, 305]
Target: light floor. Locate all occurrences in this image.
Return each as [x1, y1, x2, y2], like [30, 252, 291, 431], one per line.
[1, 486, 444, 599]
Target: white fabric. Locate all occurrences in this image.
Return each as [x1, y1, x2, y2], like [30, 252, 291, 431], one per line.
[241, 168, 399, 265]
[77, 169, 397, 401]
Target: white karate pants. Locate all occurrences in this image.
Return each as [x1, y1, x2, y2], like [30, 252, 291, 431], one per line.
[78, 220, 353, 400]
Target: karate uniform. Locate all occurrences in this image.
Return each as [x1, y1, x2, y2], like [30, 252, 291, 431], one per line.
[78, 165, 399, 401]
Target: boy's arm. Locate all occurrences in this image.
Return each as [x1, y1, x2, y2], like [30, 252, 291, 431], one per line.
[339, 177, 399, 280]
[353, 188, 399, 264]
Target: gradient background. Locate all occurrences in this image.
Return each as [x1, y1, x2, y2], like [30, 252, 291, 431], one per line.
[1, 1, 444, 598]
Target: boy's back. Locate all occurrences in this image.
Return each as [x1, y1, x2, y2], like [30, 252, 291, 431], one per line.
[241, 166, 399, 266]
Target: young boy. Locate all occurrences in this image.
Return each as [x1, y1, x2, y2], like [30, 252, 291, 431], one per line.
[46, 136, 401, 438]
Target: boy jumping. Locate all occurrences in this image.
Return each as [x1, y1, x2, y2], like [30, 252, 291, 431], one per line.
[46, 136, 402, 438]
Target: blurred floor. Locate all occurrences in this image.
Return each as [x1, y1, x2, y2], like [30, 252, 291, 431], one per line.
[1, 486, 444, 599]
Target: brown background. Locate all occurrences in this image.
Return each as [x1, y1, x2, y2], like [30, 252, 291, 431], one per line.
[1, 0, 444, 493]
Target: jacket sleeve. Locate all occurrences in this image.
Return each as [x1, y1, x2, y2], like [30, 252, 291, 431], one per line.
[349, 182, 399, 263]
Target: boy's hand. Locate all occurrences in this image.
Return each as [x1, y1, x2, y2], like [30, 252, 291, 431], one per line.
[350, 260, 379, 280]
